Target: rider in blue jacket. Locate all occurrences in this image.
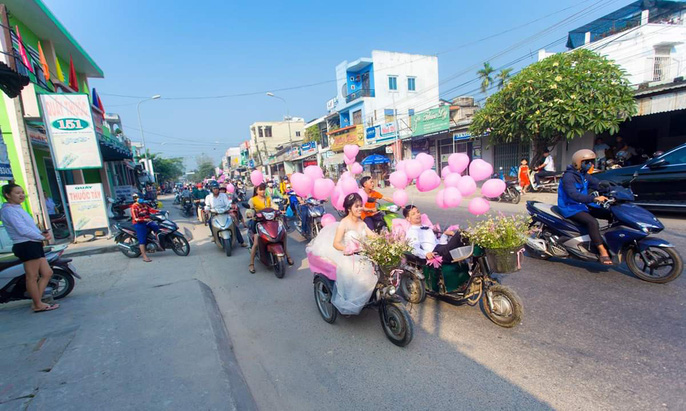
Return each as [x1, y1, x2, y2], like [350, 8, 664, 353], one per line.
[558, 149, 612, 265]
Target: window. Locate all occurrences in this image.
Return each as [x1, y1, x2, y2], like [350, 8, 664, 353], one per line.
[265, 126, 272, 137]
[258, 127, 264, 138]
[661, 146, 686, 165]
[352, 110, 362, 125]
[388, 76, 397, 91]
[295, 131, 301, 137]
[408, 109, 415, 116]
[384, 109, 395, 123]
[407, 77, 416, 91]
[653, 47, 671, 82]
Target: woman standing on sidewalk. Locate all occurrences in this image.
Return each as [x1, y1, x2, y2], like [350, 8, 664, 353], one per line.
[0, 183, 58, 312]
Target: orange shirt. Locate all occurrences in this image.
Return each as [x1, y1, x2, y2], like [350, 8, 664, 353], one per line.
[361, 190, 383, 220]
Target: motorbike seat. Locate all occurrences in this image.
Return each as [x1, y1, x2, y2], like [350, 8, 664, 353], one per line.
[0, 253, 22, 270]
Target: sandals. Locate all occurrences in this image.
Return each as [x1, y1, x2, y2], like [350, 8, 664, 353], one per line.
[248, 264, 256, 274]
[599, 255, 613, 265]
[287, 257, 294, 266]
[34, 303, 59, 313]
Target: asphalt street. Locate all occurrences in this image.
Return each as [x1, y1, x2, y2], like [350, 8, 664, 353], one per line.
[43, 195, 686, 410]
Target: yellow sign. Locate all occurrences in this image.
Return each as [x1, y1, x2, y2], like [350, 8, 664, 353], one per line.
[329, 125, 364, 152]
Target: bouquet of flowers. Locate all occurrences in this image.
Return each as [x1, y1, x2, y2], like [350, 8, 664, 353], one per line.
[360, 230, 413, 270]
[464, 212, 532, 250]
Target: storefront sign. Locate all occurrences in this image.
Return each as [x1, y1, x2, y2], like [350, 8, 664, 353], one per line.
[380, 122, 396, 136]
[385, 145, 394, 154]
[301, 141, 317, 156]
[453, 132, 471, 141]
[412, 106, 449, 137]
[39, 94, 103, 170]
[366, 126, 378, 141]
[113, 185, 135, 202]
[329, 125, 364, 152]
[27, 126, 48, 146]
[65, 183, 108, 231]
[0, 129, 13, 180]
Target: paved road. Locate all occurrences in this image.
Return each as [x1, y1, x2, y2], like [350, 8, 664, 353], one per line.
[63, 196, 686, 410]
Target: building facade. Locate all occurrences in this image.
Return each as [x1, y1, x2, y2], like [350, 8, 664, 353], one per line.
[249, 118, 305, 176]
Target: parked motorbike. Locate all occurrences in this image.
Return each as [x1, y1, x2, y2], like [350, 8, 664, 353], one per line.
[399, 243, 524, 328]
[113, 212, 191, 258]
[209, 204, 239, 257]
[529, 170, 562, 193]
[49, 213, 70, 239]
[246, 206, 288, 278]
[309, 251, 414, 347]
[108, 196, 134, 220]
[0, 245, 81, 304]
[525, 184, 682, 283]
[295, 198, 326, 239]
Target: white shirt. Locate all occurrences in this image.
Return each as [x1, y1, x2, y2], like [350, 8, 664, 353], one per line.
[406, 224, 448, 259]
[542, 155, 555, 172]
[204, 193, 232, 212]
[45, 197, 56, 215]
[0, 203, 45, 244]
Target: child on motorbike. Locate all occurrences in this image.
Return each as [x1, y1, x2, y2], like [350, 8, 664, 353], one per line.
[360, 176, 393, 231]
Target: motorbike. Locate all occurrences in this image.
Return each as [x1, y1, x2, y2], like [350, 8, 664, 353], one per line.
[485, 174, 522, 204]
[181, 197, 194, 217]
[236, 187, 247, 202]
[113, 212, 191, 258]
[309, 251, 414, 347]
[108, 196, 134, 220]
[246, 206, 288, 278]
[399, 243, 524, 328]
[370, 203, 401, 234]
[49, 213, 70, 239]
[0, 245, 81, 304]
[194, 199, 207, 223]
[529, 170, 562, 193]
[525, 184, 682, 283]
[271, 197, 290, 230]
[295, 198, 326, 239]
[173, 193, 181, 205]
[209, 205, 239, 257]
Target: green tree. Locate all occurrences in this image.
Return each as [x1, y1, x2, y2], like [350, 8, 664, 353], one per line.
[496, 68, 513, 90]
[305, 125, 321, 143]
[470, 49, 636, 159]
[150, 154, 184, 183]
[195, 154, 216, 180]
[477, 62, 495, 94]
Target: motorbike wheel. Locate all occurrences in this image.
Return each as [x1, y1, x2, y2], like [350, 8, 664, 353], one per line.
[313, 277, 337, 324]
[482, 284, 523, 328]
[509, 188, 521, 204]
[400, 272, 426, 304]
[117, 234, 141, 258]
[626, 246, 683, 284]
[380, 302, 414, 347]
[223, 238, 232, 257]
[273, 255, 286, 279]
[49, 268, 75, 300]
[171, 235, 191, 256]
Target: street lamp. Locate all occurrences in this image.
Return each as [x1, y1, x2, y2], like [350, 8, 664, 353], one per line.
[137, 94, 161, 181]
[266, 92, 293, 150]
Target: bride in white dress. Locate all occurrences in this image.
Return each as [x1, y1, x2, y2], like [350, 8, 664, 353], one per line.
[306, 193, 377, 315]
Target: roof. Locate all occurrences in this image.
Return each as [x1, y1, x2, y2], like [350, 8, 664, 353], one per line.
[634, 81, 686, 115]
[5, 0, 103, 77]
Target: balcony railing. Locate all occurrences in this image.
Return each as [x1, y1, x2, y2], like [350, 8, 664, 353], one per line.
[345, 88, 375, 103]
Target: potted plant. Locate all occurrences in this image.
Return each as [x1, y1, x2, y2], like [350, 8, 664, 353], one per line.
[465, 213, 532, 273]
[360, 230, 412, 280]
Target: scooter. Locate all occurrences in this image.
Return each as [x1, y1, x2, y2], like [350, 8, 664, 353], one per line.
[246, 207, 288, 278]
[0, 245, 81, 304]
[525, 184, 682, 283]
[113, 212, 191, 258]
[309, 251, 414, 347]
[529, 170, 562, 193]
[108, 196, 134, 220]
[181, 197, 194, 217]
[295, 198, 326, 239]
[209, 205, 238, 257]
[371, 203, 401, 234]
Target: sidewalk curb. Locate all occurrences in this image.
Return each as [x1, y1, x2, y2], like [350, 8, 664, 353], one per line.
[63, 244, 119, 258]
[198, 280, 258, 411]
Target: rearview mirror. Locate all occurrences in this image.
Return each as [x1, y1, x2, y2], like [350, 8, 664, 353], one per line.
[647, 158, 667, 169]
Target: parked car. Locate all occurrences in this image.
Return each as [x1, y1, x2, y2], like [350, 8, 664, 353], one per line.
[593, 143, 686, 211]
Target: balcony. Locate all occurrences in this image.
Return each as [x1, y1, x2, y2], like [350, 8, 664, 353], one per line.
[346, 88, 375, 103]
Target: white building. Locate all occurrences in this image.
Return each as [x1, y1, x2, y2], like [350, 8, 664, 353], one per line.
[327, 50, 439, 141]
[222, 147, 241, 172]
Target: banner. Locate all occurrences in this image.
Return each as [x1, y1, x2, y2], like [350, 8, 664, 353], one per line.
[329, 125, 364, 152]
[39, 93, 103, 170]
[412, 106, 450, 137]
[65, 184, 108, 231]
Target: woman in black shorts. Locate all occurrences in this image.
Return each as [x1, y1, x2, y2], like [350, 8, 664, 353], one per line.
[0, 183, 58, 312]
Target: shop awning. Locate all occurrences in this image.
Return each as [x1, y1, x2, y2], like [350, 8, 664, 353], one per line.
[323, 152, 345, 167]
[293, 153, 316, 162]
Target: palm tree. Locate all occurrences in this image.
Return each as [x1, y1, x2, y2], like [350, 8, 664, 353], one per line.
[496, 68, 513, 90]
[477, 62, 495, 94]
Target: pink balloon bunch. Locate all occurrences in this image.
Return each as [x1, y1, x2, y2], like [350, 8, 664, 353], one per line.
[350, 162, 363, 175]
[343, 144, 359, 166]
[290, 172, 313, 198]
[312, 178, 335, 201]
[481, 178, 506, 198]
[304, 165, 324, 181]
[250, 170, 264, 186]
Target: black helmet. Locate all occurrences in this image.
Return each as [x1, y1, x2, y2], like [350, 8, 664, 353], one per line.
[209, 181, 220, 190]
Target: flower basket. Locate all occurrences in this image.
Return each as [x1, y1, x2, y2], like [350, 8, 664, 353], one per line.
[484, 246, 523, 274]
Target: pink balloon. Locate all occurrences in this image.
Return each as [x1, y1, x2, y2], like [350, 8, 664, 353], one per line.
[456, 175, 477, 197]
[481, 178, 507, 198]
[444, 172, 462, 188]
[389, 170, 408, 189]
[417, 169, 441, 192]
[448, 153, 470, 174]
[340, 176, 358, 195]
[393, 189, 408, 207]
[312, 178, 335, 200]
[441, 166, 452, 179]
[350, 162, 363, 175]
[469, 159, 494, 182]
[250, 170, 264, 186]
[468, 197, 490, 215]
[436, 189, 447, 209]
[416, 153, 435, 171]
[396, 160, 406, 173]
[339, 171, 352, 180]
[332, 187, 345, 211]
[291, 173, 313, 197]
[320, 213, 337, 227]
[405, 159, 423, 179]
[443, 187, 463, 208]
[226, 183, 235, 193]
[344, 144, 359, 159]
[304, 165, 324, 180]
[344, 155, 355, 165]
[357, 188, 368, 205]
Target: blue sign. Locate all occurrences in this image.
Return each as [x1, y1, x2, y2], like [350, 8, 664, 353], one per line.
[301, 141, 317, 151]
[365, 126, 379, 141]
[0, 140, 13, 180]
[453, 132, 471, 141]
[248, 159, 255, 168]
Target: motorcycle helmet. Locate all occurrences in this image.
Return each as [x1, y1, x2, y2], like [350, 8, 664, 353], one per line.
[572, 149, 596, 172]
[209, 181, 220, 190]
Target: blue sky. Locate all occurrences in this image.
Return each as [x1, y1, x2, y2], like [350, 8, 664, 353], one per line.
[43, 0, 628, 169]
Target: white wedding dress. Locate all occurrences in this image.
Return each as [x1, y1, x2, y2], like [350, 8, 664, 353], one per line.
[306, 222, 377, 315]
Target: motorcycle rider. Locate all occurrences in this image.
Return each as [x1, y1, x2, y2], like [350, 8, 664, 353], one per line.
[247, 183, 294, 273]
[205, 182, 247, 247]
[558, 149, 612, 265]
[403, 205, 464, 262]
[533, 149, 556, 189]
[360, 176, 393, 231]
[130, 193, 160, 262]
[192, 183, 209, 221]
